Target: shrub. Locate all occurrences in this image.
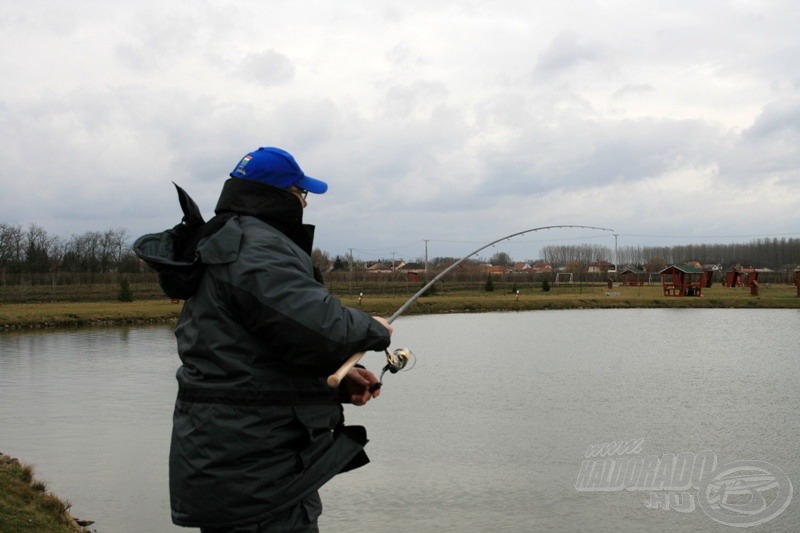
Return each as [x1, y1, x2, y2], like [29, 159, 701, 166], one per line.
[420, 280, 437, 296]
[118, 279, 134, 302]
[542, 280, 551, 292]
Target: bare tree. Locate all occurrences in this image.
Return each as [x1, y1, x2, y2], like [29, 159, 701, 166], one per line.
[311, 248, 331, 273]
[100, 228, 129, 272]
[47, 235, 67, 286]
[25, 224, 51, 274]
[65, 231, 103, 275]
[0, 223, 24, 283]
[489, 251, 512, 266]
[541, 244, 612, 268]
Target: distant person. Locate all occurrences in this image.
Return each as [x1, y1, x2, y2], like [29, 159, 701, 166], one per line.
[135, 147, 393, 532]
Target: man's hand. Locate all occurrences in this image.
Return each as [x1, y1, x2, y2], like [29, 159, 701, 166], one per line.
[341, 366, 381, 406]
[372, 316, 394, 335]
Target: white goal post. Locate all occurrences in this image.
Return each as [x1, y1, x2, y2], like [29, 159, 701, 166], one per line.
[555, 272, 574, 285]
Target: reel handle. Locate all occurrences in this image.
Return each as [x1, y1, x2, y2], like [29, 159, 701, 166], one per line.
[326, 351, 366, 388]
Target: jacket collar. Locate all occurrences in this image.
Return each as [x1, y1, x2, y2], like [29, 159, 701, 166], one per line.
[214, 178, 315, 255]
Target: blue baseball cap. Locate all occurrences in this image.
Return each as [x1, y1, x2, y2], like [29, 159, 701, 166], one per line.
[229, 147, 328, 194]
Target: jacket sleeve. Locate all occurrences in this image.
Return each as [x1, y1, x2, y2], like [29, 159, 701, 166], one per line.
[224, 225, 391, 370]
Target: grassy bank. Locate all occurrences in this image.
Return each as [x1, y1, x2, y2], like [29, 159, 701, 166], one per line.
[342, 283, 800, 317]
[2, 283, 798, 330]
[0, 300, 184, 330]
[0, 454, 90, 532]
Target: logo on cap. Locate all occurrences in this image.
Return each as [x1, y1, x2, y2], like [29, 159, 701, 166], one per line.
[233, 155, 253, 176]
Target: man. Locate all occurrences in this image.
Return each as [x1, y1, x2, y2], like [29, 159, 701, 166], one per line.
[135, 147, 393, 532]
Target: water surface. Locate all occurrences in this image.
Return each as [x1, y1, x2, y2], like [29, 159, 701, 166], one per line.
[1, 309, 798, 532]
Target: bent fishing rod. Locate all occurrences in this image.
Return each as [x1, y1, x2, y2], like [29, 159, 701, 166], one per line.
[327, 224, 615, 388]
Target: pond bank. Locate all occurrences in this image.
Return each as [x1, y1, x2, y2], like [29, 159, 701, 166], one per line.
[2, 284, 799, 330]
[0, 453, 93, 532]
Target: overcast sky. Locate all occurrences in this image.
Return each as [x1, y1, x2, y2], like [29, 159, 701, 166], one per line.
[2, 0, 799, 263]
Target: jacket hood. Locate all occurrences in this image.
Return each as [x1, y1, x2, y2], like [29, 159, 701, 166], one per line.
[133, 179, 320, 300]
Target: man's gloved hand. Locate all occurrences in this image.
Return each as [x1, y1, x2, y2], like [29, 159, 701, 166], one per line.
[341, 367, 381, 405]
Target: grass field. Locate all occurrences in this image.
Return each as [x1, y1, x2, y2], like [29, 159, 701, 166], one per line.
[2, 282, 798, 330]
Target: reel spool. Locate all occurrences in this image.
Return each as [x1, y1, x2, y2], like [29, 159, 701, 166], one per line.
[384, 347, 416, 374]
[370, 348, 416, 392]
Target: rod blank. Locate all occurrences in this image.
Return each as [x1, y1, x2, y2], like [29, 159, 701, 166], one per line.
[327, 224, 614, 388]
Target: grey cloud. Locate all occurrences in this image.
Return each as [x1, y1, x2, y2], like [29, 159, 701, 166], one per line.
[612, 83, 655, 100]
[113, 8, 215, 73]
[5, 1, 800, 256]
[533, 31, 604, 78]
[467, 83, 730, 197]
[723, 98, 800, 182]
[559, 118, 726, 186]
[385, 42, 424, 67]
[0, 84, 272, 237]
[742, 98, 800, 140]
[380, 81, 450, 118]
[237, 50, 295, 86]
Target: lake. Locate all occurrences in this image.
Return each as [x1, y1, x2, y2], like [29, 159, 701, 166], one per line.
[1, 309, 798, 532]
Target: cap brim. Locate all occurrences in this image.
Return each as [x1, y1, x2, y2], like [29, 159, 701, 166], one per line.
[297, 175, 328, 194]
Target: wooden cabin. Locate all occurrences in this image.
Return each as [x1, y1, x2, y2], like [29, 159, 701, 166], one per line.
[618, 268, 646, 286]
[659, 264, 711, 297]
[724, 267, 759, 288]
[724, 269, 742, 287]
[796, 267, 800, 297]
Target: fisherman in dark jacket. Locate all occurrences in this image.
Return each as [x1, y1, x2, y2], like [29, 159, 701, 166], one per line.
[135, 147, 392, 532]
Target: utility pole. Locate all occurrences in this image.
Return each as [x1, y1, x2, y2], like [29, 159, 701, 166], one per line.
[391, 251, 396, 295]
[348, 248, 354, 295]
[424, 239, 429, 275]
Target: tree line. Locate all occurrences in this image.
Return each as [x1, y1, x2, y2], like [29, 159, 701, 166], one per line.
[0, 223, 139, 285]
[2, 222, 800, 286]
[616, 239, 800, 270]
[541, 239, 800, 271]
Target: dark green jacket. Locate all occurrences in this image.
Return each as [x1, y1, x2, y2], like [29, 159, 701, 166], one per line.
[134, 180, 391, 528]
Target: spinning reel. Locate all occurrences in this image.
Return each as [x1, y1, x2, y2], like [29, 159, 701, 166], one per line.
[369, 347, 416, 392]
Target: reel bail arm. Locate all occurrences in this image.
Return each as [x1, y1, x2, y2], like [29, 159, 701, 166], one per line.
[369, 348, 415, 392]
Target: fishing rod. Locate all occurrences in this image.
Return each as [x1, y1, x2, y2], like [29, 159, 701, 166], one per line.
[326, 224, 615, 389]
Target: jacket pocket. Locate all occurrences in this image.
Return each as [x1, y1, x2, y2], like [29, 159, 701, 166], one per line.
[292, 404, 342, 468]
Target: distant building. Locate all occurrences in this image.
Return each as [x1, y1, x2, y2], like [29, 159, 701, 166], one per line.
[531, 261, 554, 274]
[587, 261, 614, 274]
[796, 267, 800, 297]
[483, 264, 511, 275]
[619, 268, 646, 286]
[512, 261, 553, 274]
[659, 264, 712, 297]
[365, 262, 392, 274]
[398, 262, 425, 282]
[724, 267, 776, 287]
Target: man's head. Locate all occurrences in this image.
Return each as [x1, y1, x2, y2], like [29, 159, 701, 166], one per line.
[230, 147, 328, 197]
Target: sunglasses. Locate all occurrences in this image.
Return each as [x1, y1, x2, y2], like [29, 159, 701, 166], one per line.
[292, 186, 309, 199]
